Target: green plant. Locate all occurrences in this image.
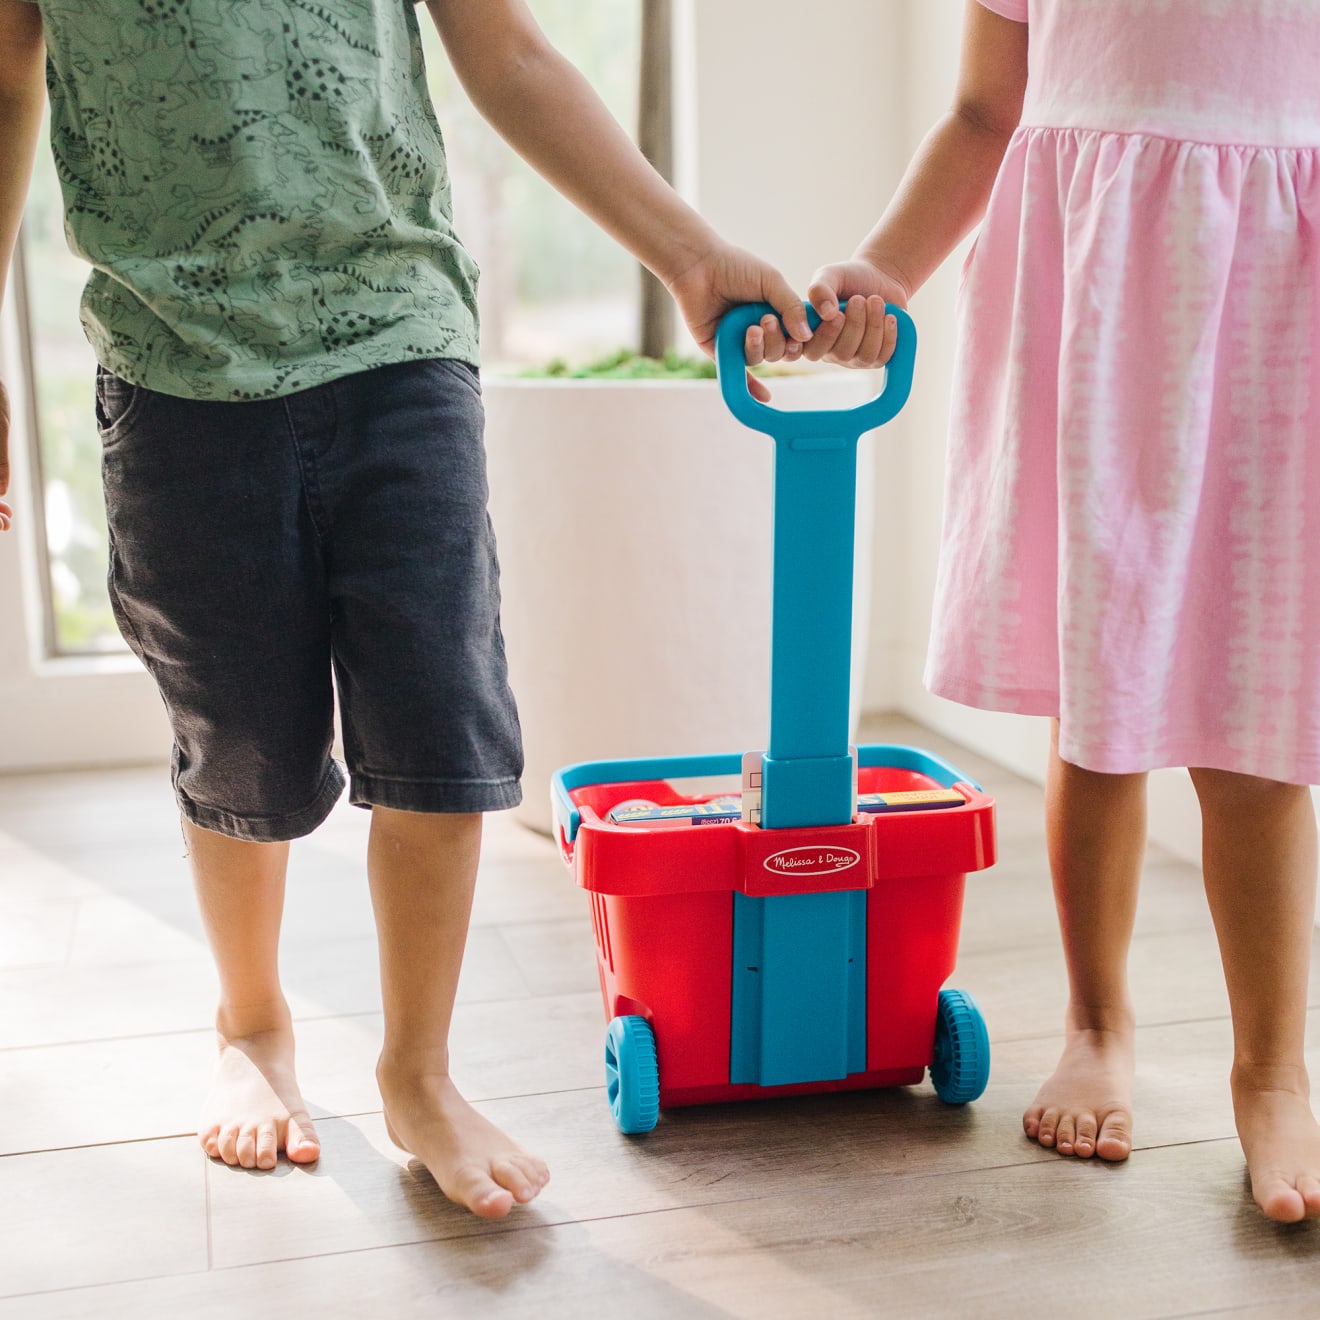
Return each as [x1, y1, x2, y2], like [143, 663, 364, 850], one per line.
[515, 346, 797, 381]
[520, 347, 716, 380]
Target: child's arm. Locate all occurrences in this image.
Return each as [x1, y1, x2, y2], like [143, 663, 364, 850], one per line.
[422, 0, 810, 387]
[748, 0, 1028, 369]
[0, 0, 46, 533]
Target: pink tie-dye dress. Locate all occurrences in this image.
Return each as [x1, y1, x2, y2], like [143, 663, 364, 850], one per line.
[925, 0, 1320, 782]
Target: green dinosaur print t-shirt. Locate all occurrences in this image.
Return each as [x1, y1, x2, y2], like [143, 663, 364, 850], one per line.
[26, 0, 480, 400]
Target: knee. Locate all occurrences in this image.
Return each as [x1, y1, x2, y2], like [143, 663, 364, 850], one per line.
[371, 805, 483, 846]
[1188, 766, 1310, 814]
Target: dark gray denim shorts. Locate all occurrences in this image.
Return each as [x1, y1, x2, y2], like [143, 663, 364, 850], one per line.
[98, 357, 523, 842]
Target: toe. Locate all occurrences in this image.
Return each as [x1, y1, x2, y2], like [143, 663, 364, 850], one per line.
[524, 1153, 551, 1190]
[1072, 1112, 1098, 1158]
[473, 1186, 516, 1218]
[1095, 1110, 1133, 1162]
[449, 1164, 516, 1219]
[217, 1124, 241, 1165]
[235, 1126, 258, 1169]
[286, 1112, 321, 1164]
[1022, 1106, 1043, 1139]
[1254, 1173, 1306, 1224]
[492, 1156, 541, 1204]
[1055, 1113, 1077, 1155]
[1036, 1107, 1061, 1149]
[1298, 1175, 1320, 1218]
[255, 1124, 279, 1171]
[199, 1126, 222, 1160]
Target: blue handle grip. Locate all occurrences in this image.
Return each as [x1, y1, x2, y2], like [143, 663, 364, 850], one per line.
[715, 301, 916, 438]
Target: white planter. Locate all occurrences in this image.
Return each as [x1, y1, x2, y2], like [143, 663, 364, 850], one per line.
[484, 372, 878, 833]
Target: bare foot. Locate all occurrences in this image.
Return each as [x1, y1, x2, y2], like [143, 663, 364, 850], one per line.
[199, 1005, 320, 1171]
[378, 1064, 549, 1219]
[1024, 1017, 1135, 1161]
[1233, 1066, 1320, 1223]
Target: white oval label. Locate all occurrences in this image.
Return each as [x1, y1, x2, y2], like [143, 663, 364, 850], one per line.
[763, 846, 861, 877]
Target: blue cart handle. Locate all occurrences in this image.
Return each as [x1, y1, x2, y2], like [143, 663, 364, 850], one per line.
[715, 301, 916, 438]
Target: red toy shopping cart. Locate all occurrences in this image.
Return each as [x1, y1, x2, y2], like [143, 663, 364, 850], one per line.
[552, 304, 996, 1133]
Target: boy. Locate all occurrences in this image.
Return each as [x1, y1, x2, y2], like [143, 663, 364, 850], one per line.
[0, 0, 809, 1218]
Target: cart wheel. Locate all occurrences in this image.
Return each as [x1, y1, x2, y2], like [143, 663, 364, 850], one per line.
[930, 988, 990, 1104]
[605, 1015, 660, 1134]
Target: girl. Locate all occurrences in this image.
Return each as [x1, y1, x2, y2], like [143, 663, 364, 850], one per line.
[750, 0, 1320, 1223]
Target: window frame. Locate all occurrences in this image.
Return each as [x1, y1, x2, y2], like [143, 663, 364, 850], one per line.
[11, 225, 64, 661]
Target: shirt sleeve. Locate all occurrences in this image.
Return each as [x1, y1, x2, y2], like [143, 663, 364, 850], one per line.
[976, 0, 1028, 20]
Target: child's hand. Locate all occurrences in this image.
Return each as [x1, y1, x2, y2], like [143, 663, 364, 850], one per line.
[665, 241, 810, 402]
[0, 379, 12, 532]
[745, 258, 909, 372]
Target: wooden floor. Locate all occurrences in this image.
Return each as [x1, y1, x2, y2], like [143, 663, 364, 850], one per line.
[2, 714, 1319, 1318]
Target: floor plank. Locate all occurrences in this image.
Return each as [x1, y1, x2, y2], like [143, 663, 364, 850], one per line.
[8, 1143, 1320, 1320]
[0, 1137, 208, 1299]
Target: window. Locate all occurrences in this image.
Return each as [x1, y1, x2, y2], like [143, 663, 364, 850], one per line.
[17, 125, 117, 656]
[16, 4, 644, 658]
[418, 4, 643, 366]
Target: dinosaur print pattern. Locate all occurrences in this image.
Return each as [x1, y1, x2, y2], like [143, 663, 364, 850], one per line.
[28, 0, 479, 400]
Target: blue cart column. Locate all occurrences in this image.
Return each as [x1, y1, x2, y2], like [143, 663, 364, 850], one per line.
[715, 305, 916, 1089]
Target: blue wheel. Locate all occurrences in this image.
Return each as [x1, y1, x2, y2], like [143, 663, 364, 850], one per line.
[605, 1015, 660, 1134]
[929, 988, 990, 1104]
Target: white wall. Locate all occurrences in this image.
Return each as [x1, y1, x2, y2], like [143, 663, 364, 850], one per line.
[679, 0, 977, 751]
[677, 0, 910, 706]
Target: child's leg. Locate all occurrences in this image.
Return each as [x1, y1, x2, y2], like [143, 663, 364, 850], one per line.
[187, 819, 321, 1171]
[367, 806, 549, 1219]
[1024, 722, 1146, 1160]
[1188, 767, 1320, 1222]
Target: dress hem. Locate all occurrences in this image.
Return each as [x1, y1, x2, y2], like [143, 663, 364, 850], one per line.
[926, 673, 1319, 785]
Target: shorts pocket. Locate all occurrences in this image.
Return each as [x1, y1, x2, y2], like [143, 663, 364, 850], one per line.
[433, 357, 482, 399]
[95, 367, 152, 441]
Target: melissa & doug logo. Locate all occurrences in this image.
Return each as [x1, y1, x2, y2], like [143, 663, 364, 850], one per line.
[763, 846, 861, 877]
